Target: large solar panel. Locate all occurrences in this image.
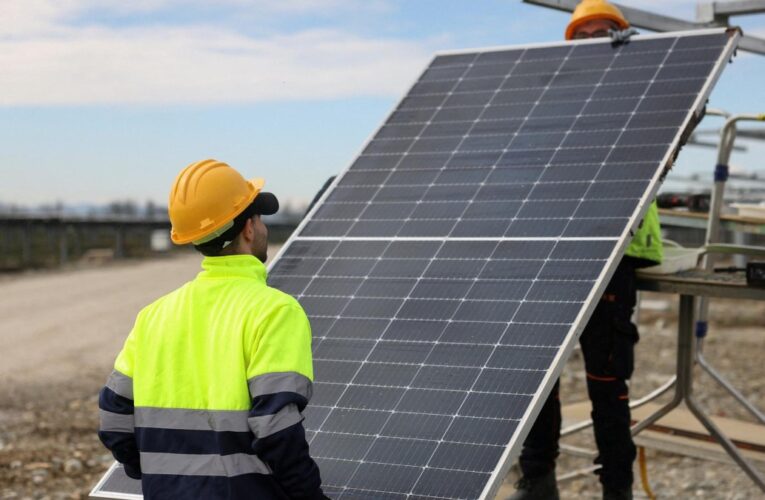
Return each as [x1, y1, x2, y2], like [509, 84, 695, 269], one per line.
[91, 28, 738, 500]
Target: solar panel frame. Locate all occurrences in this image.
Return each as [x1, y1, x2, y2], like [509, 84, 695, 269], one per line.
[90, 27, 740, 500]
[90, 462, 141, 499]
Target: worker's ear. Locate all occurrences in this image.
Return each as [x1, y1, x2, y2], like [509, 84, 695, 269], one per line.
[241, 217, 256, 244]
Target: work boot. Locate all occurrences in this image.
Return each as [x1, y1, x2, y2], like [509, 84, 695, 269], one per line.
[508, 470, 559, 500]
[602, 487, 632, 500]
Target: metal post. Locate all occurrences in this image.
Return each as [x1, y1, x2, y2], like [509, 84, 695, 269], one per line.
[631, 295, 694, 435]
[686, 394, 765, 490]
[682, 296, 765, 492]
[732, 231, 749, 268]
[696, 114, 765, 431]
[697, 115, 744, 337]
[677, 295, 696, 397]
[58, 223, 68, 266]
[0, 223, 5, 267]
[685, 113, 765, 489]
[697, 0, 765, 24]
[696, 354, 765, 424]
[21, 222, 32, 266]
[115, 225, 125, 259]
[629, 278, 765, 492]
[703, 118, 737, 261]
[73, 226, 82, 260]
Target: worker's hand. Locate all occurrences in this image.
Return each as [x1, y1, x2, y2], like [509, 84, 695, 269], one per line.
[609, 27, 639, 45]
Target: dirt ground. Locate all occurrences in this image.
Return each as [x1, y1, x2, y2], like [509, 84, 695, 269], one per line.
[0, 252, 203, 499]
[1, 252, 763, 499]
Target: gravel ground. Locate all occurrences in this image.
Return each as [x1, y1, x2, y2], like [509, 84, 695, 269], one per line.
[0, 253, 205, 500]
[0, 378, 111, 500]
[1, 256, 763, 499]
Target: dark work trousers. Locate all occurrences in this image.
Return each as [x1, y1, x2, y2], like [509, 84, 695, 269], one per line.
[519, 258, 640, 491]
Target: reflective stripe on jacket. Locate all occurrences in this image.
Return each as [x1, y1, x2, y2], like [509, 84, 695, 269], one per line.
[98, 255, 324, 500]
[625, 200, 662, 265]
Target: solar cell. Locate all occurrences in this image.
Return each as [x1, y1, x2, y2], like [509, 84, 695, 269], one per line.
[91, 28, 738, 500]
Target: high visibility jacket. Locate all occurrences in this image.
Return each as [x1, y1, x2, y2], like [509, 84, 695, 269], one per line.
[98, 255, 326, 500]
[624, 200, 663, 265]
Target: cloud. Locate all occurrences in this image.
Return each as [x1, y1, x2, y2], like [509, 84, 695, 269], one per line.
[0, 0, 430, 105]
[0, 0, 388, 29]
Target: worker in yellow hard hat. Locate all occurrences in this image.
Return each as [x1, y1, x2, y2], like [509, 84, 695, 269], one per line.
[97, 159, 330, 499]
[564, 0, 630, 40]
[510, 2, 661, 500]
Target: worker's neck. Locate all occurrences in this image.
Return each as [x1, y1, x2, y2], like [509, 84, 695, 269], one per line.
[218, 242, 266, 263]
[220, 246, 252, 257]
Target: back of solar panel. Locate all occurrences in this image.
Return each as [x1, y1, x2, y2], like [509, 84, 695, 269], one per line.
[91, 28, 739, 500]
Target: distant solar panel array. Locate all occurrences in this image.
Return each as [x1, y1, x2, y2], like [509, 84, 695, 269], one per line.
[91, 29, 738, 500]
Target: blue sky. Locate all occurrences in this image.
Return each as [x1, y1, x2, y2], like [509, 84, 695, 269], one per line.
[2, 0, 765, 208]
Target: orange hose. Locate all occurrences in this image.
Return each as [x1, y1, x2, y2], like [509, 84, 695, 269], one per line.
[638, 446, 656, 500]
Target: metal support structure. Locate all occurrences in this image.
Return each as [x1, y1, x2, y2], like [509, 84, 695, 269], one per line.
[630, 276, 765, 491]
[21, 222, 32, 265]
[559, 443, 598, 459]
[560, 375, 677, 436]
[695, 114, 765, 429]
[632, 295, 765, 490]
[697, 1, 765, 24]
[114, 225, 126, 259]
[58, 223, 69, 266]
[630, 295, 696, 436]
[732, 230, 749, 268]
[701, 114, 765, 266]
[522, 0, 765, 55]
[557, 464, 601, 483]
[695, 127, 765, 141]
[73, 226, 82, 259]
[0, 225, 6, 263]
[668, 113, 765, 488]
[696, 353, 765, 424]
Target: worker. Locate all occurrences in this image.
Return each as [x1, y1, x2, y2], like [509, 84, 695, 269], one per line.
[97, 159, 329, 500]
[510, 2, 663, 500]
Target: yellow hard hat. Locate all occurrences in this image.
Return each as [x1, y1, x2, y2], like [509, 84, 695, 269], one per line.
[565, 0, 629, 40]
[168, 159, 264, 245]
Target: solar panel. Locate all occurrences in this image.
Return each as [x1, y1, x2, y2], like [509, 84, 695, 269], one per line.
[91, 463, 142, 499]
[91, 28, 739, 500]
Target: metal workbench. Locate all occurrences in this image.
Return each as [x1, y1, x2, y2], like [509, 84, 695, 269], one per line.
[635, 269, 765, 491]
[658, 208, 765, 235]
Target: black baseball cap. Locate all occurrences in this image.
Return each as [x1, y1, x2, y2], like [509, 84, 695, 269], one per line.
[251, 191, 279, 216]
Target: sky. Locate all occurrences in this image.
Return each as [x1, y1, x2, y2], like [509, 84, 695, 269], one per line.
[2, 0, 765, 209]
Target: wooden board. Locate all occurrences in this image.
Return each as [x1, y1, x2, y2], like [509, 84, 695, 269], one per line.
[563, 401, 765, 464]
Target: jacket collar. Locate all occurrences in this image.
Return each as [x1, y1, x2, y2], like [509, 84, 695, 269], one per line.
[198, 254, 267, 283]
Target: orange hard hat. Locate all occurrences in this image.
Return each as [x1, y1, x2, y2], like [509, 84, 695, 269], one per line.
[168, 159, 264, 245]
[565, 0, 629, 40]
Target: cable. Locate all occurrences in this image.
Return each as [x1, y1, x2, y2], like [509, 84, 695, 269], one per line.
[638, 446, 657, 500]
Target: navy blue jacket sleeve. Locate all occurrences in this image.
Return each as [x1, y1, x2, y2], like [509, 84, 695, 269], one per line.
[98, 385, 142, 479]
[250, 391, 328, 500]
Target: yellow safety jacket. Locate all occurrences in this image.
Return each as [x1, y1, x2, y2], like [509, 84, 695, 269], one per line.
[98, 255, 325, 499]
[625, 200, 662, 265]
